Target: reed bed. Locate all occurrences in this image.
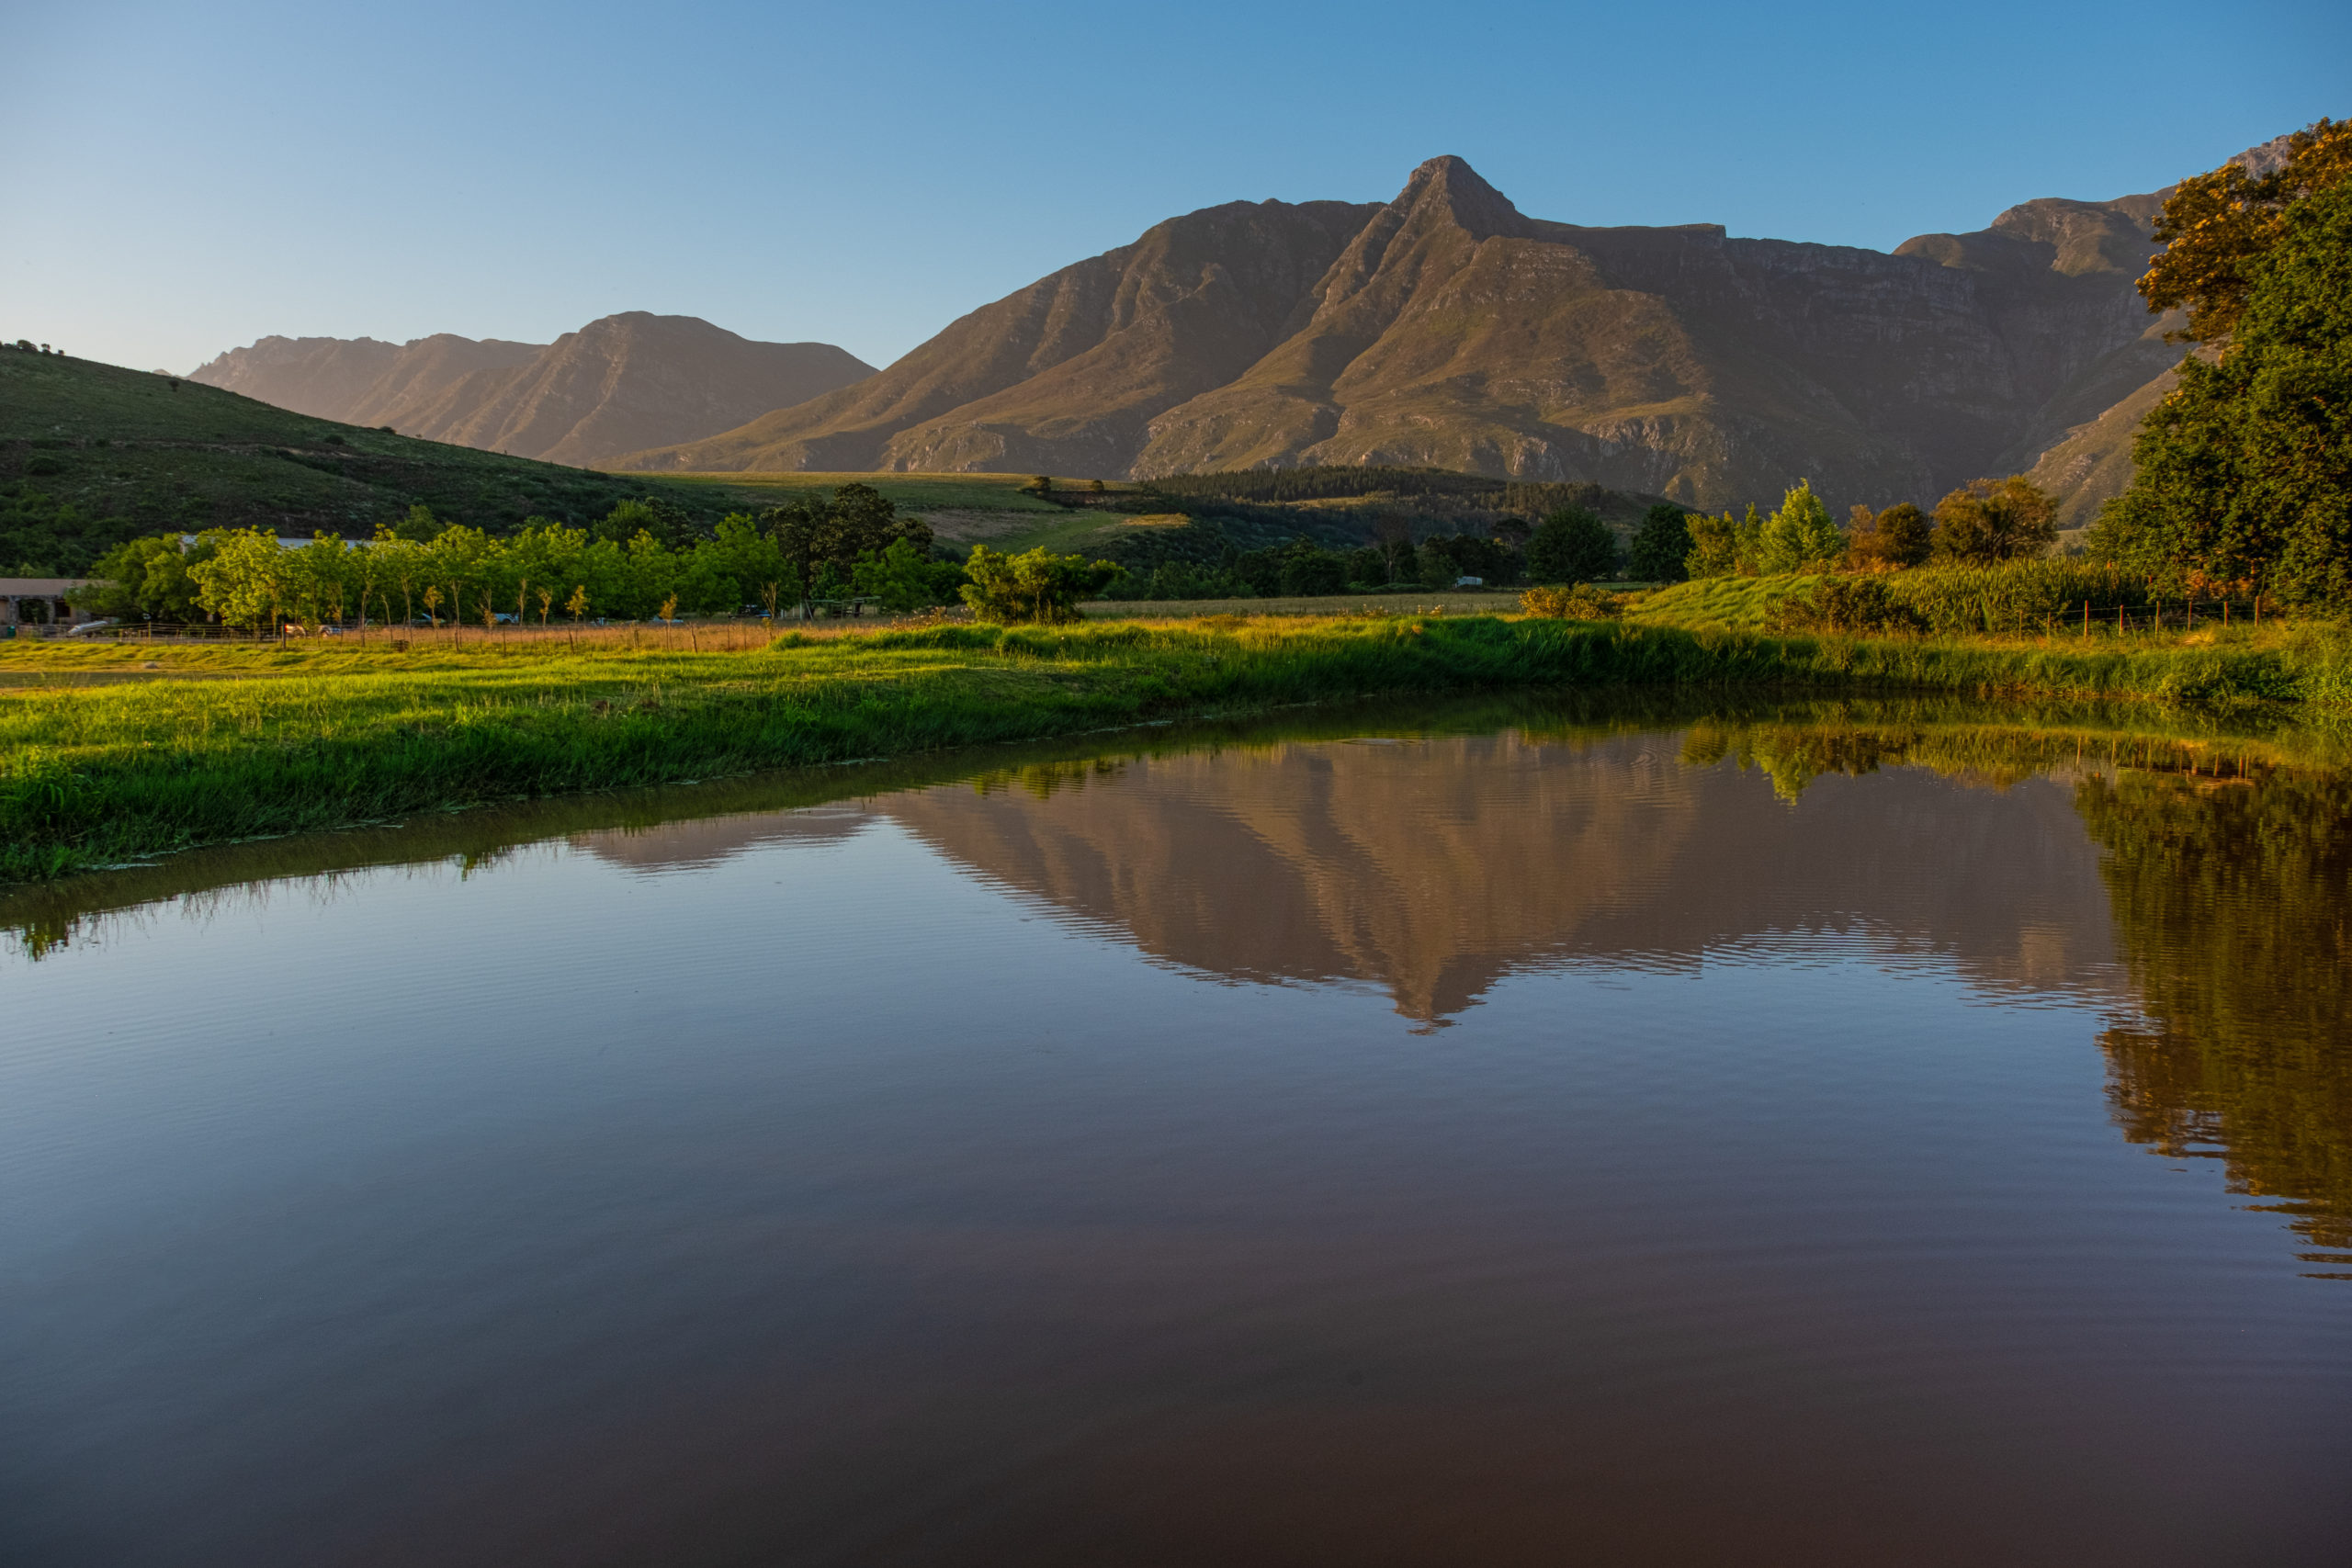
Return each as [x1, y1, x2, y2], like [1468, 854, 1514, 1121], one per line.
[6, 613, 2351, 882]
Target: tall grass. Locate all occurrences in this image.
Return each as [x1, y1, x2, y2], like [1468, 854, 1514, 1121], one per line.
[6, 613, 2351, 881]
[1637, 560, 2283, 637]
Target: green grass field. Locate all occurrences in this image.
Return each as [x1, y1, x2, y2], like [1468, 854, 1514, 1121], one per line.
[1624, 574, 1829, 627]
[7, 611, 2351, 882]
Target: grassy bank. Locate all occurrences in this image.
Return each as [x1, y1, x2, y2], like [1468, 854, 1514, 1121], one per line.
[7, 614, 2352, 882]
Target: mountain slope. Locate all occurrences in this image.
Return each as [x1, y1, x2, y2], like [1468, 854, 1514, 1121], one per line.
[621, 201, 1378, 477]
[191, 315, 875, 468]
[619, 157, 2189, 514]
[1, 349, 752, 571]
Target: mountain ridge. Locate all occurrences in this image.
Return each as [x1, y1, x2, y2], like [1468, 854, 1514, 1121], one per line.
[617, 155, 2192, 514]
[188, 314, 874, 468]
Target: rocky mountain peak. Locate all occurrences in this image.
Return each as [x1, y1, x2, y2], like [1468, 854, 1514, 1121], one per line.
[1391, 154, 1527, 242]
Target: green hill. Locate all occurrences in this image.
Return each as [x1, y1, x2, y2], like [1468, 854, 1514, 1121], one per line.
[0, 349, 753, 574]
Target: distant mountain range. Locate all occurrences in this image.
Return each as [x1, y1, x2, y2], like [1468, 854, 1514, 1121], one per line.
[188, 313, 875, 469]
[615, 156, 2200, 519]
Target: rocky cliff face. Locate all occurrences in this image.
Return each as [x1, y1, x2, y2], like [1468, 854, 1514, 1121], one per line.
[620, 156, 2188, 514]
[189, 315, 873, 468]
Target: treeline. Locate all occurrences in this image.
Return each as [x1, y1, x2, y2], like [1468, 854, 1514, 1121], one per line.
[1099, 502, 1701, 600]
[75, 484, 970, 629]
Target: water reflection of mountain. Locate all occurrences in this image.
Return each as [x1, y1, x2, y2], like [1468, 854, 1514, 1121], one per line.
[877, 733, 2122, 1024]
[569, 805, 869, 872]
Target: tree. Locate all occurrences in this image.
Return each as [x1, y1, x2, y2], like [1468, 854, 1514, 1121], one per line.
[853, 537, 947, 612]
[70, 535, 208, 621]
[2092, 172, 2352, 604]
[1626, 503, 1692, 582]
[1933, 476, 2057, 565]
[1756, 481, 1845, 572]
[1279, 540, 1349, 596]
[2139, 118, 2351, 344]
[189, 529, 293, 631]
[959, 546, 1120, 623]
[1848, 502, 1933, 570]
[763, 484, 932, 619]
[1525, 506, 1620, 584]
[1682, 512, 1745, 579]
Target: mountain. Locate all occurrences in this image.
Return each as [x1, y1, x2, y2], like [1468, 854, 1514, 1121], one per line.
[187, 333, 545, 423]
[190, 314, 875, 468]
[616, 157, 2187, 514]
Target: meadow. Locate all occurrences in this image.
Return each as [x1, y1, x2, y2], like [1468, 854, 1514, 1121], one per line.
[8, 610, 2352, 882]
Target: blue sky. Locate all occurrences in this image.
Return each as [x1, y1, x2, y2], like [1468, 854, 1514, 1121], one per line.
[7, 0, 2345, 375]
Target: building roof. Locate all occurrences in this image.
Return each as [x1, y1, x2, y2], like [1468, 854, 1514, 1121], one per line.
[0, 579, 91, 594]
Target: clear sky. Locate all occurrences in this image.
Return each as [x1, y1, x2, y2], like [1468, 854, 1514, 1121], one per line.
[7, 0, 2345, 376]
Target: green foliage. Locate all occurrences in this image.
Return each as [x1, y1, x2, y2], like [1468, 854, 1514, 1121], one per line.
[1641, 558, 2222, 638]
[1757, 481, 1846, 572]
[2093, 178, 2352, 607]
[1683, 505, 1764, 579]
[1280, 539, 1349, 595]
[1764, 577, 1928, 635]
[68, 535, 209, 620]
[2139, 118, 2352, 344]
[1933, 475, 2057, 565]
[761, 481, 934, 615]
[959, 545, 1122, 624]
[1627, 504, 1692, 582]
[1521, 584, 1625, 620]
[1526, 506, 1620, 584]
[1848, 502, 1933, 570]
[852, 537, 963, 612]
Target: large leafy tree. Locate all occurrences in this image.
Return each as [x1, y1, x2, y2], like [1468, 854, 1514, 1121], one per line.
[1525, 506, 1620, 584]
[1626, 503, 1692, 582]
[1846, 502, 1932, 570]
[1932, 477, 2057, 565]
[2094, 175, 2352, 604]
[762, 483, 935, 617]
[2094, 122, 2352, 604]
[1756, 481, 1845, 572]
[959, 546, 1120, 624]
[2139, 119, 2351, 344]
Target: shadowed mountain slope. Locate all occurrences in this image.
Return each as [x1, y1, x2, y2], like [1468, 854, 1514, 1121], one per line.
[621, 156, 2188, 514]
[192, 315, 874, 468]
[619, 200, 1379, 478]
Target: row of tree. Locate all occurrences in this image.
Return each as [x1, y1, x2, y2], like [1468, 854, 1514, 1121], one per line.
[75, 484, 967, 629]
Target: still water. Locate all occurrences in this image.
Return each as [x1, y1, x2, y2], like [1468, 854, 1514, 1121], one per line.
[4, 698, 2348, 1565]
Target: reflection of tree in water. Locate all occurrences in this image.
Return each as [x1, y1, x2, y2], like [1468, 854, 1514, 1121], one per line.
[1679, 723, 1911, 801]
[2078, 771, 2352, 1274]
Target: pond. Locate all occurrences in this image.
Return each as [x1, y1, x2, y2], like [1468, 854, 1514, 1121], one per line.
[4, 694, 2348, 1565]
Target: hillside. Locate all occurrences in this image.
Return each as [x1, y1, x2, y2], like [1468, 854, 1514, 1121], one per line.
[189, 314, 875, 468]
[0, 350, 751, 573]
[618, 156, 2188, 517]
